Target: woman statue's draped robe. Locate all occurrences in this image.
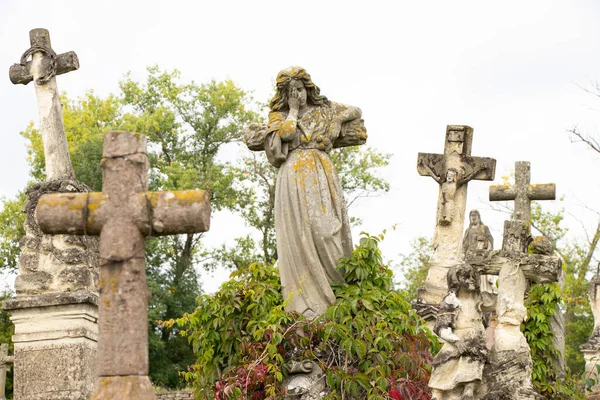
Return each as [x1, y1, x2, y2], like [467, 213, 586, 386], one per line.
[265, 102, 359, 318]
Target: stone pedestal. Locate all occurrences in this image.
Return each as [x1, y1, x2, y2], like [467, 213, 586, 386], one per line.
[4, 180, 100, 400]
[4, 292, 98, 400]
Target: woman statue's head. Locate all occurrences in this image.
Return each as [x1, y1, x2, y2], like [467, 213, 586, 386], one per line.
[270, 66, 330, 112]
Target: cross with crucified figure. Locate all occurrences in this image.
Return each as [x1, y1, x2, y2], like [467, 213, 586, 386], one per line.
[35, 131, 211, 400]
[415, 125, 496, 311]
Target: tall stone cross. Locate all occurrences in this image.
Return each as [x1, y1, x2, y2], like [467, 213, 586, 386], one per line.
[464, 161, 561, 398]
[9, 28, 79, 180]
[0, 344, 13, 400]
[35, 131, 211, 400]
[415, 125, 496, 311]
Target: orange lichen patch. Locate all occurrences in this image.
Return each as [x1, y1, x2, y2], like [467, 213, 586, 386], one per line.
[279, 120, 296, 137]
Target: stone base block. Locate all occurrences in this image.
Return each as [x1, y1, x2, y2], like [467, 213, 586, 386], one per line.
[4, 291, 98, 400]
[91, 376, 156, 400]
[14, 340, 96, 399]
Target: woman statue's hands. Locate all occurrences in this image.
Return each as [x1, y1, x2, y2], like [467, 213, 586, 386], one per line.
[288, 91, 300, 115]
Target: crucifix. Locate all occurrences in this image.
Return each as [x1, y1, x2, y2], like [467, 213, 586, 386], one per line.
[462, 161, 561, 398]
[35, 131, 211, 400]
[0, 344, 12, 400]
[415, 125, 496, 310]
[10, 28, 79, 180]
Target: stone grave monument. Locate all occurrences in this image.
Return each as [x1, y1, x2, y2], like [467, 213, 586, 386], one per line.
[414, 125, 496, 321]
[5, 28, 99, 400]
[245, 66, 366, 319]
[35, 131, 211, 400]
[464, 161, 562, 399]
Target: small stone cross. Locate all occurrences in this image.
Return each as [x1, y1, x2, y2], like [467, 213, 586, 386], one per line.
[9, 28, 79, 180]
[35, 131, 211, 400]
[489, 161, 555, 226]
[415, 125, 496, 309]
[0, 344, 12, 400]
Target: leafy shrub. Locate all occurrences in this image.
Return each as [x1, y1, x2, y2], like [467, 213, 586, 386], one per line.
[171, 232, 438, 399]
[523, 282, 585, 399]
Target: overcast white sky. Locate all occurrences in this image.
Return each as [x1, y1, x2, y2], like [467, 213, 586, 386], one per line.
[1, 1, 599, 292]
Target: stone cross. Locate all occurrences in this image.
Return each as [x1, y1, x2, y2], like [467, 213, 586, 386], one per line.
[35, 131, 211, 400]
[9, 28, 79, 180]
[0, 344, 13, 400]
[462, 162, 560, 398]
[415, 125, 496, 311]
[489, 161, 555, 226]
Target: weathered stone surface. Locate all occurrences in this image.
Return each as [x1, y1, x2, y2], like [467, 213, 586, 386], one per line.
[14, 271, 53, 294]
[283, 360, 326, 399]
[5, 294, 98, 400]
[155, 391, 195, 400]
[471, 164, 561, 399]
[489, 161, 555, 224]
[430, 264, 487, 399]
[246, 67, 361, 318]
[415, 126, 496, 316]
[14, 341, 96, 399]
[10, 28, 78, 180]
[90, 376, 155, 400]
[35, 190, 210, 236]
[35, 131, 211, 399]
[18, 180, 99, 295]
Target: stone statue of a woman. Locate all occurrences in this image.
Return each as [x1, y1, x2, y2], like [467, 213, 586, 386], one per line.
[262, 66, 365, 318]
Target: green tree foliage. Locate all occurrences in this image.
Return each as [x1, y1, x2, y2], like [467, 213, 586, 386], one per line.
[1, 66, 260, 388]
[395, 236, 433, 302]
[173, 233, 438, 399]
[0, 193, 26, 271]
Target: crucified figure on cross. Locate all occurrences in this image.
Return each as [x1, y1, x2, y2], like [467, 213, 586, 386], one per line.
[422, 163, 489, 226]
[415, 125, 496, 314]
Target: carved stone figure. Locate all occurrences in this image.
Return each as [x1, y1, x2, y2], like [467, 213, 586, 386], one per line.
[283, 360, 326, 399]
[423, 165, 487, 226]
[462, 210, 493, 254]
[429, 264, 487, 400]
[463, 210, 496, 315]
[262, 66, 365, 318]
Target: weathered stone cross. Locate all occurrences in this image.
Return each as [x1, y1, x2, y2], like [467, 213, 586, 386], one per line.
[464, 161, 561, 398]
[489, 160, 555, 227]
[0, 344, 13, 400]
[415, 125, 496, 311]
[35, 131, 211, 400]
[9, 28, 79, 180]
